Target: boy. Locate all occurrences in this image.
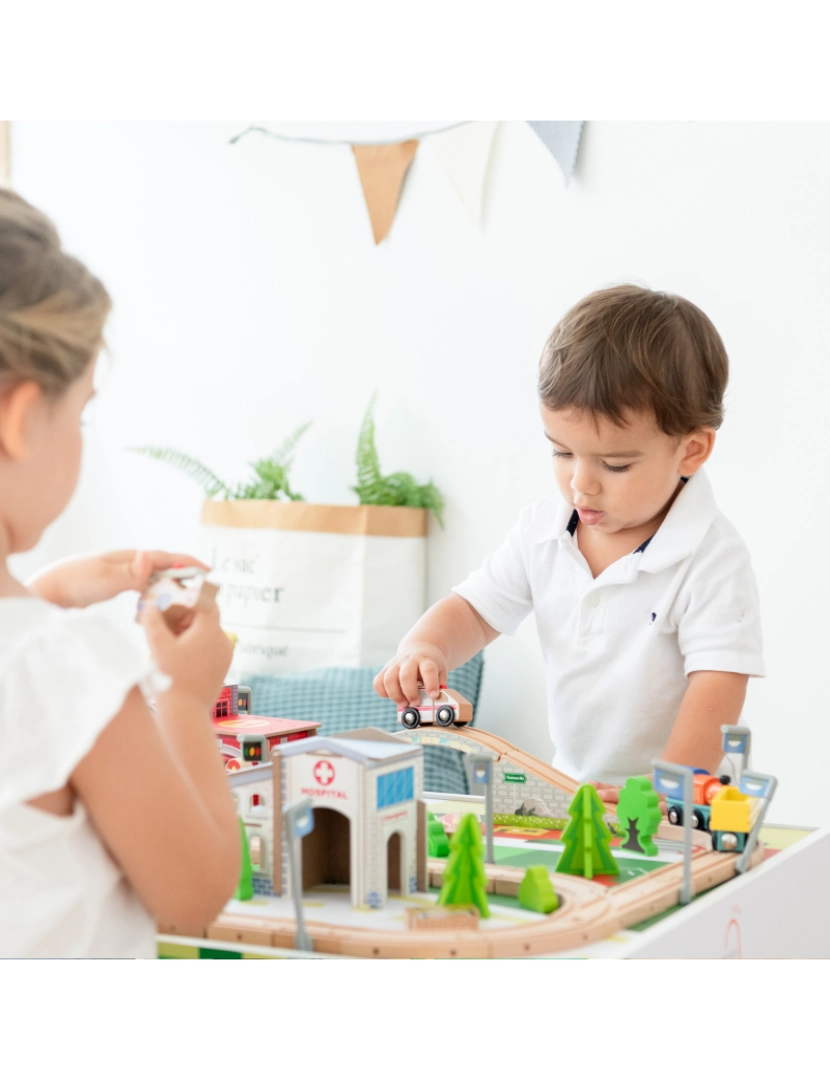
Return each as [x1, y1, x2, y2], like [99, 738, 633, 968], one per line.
[374, 285, 764, 798]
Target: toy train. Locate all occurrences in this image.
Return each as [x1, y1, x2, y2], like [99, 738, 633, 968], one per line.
[665, 769, 759, 853]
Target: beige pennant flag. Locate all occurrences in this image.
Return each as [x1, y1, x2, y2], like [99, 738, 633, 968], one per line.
[429, 121, 499, 227]
[352, 139, 419, 244]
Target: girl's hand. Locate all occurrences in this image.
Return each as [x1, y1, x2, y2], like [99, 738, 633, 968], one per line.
[27, 550, 209, 609]
[139, 602, 233, 709]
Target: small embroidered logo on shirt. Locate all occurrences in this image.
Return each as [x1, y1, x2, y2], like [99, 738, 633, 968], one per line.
[650, 612, 656, 624]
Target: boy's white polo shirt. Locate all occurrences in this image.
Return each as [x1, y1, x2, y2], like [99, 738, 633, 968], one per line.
[453, 470, 764, 785]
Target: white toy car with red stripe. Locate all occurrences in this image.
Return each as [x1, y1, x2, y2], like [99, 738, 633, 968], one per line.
[397, 685, 473, 729]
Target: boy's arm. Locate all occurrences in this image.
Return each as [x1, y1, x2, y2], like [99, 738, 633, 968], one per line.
[593, 670, 748, 804]
[660, 670, 749, 775]
[374, 594, 499, 707]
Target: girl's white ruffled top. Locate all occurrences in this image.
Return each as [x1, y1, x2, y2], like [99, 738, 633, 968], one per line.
[0, 598, 157, 958]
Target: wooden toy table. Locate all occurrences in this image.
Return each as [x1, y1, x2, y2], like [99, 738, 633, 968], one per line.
[157, 799, 829, 960]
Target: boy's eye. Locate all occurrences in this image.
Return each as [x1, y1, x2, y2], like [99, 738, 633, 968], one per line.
[603, 462, 632, 473]
[551, 449, 572, 459]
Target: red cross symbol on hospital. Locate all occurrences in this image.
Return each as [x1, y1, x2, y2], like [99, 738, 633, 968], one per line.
[313, 759, 336, 786]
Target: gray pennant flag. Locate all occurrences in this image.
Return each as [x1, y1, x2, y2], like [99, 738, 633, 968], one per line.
[527, 121, 584, 184]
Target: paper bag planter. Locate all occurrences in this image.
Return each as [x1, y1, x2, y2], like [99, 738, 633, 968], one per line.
[201, 500, 427, 674]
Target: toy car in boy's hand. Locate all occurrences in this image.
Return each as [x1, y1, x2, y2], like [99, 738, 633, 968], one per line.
[136, 567, 219, 633]
[397, 685, 473, 729]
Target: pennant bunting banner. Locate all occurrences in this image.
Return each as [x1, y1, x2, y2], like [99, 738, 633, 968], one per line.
[230, 122, 585, 243]
[429, 121, 499, 227]
[527, 121, 584, 185]
[351, 139, 419, 244]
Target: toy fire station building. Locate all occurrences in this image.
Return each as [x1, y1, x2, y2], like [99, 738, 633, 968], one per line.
[228, 728, 426, 908]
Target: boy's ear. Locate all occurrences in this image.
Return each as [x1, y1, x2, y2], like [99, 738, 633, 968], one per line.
[0, 380, 44, 461]
[678, 427, 716, 475]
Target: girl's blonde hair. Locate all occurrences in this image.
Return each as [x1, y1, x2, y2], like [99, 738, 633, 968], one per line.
[0, 189, 111, 395]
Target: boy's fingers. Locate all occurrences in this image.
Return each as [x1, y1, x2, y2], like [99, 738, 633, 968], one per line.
[420, 659, 441, 698]
[399, 660, 422, 705]
[383, 668, 408, 708]
[373, 669, 389, 698]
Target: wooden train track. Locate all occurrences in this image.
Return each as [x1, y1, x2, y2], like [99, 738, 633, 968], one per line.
[166, 843, 762, 958]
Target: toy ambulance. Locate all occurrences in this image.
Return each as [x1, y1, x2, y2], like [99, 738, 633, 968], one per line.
[397, 685, 473, 729]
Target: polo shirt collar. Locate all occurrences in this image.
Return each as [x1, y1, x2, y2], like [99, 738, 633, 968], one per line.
[638, 469, 718, 573]
[528, 469, 718, 572]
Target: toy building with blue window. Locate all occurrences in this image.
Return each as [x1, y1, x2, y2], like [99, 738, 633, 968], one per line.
[228, 729, 426, 909]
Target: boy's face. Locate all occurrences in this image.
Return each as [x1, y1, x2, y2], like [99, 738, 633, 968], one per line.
[540, 404, 714, 537]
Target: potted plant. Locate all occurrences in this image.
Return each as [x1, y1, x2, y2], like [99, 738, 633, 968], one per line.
[132, 398, 442, 674]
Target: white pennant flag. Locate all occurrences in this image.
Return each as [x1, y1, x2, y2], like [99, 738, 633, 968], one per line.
[429, 121, 499, 227]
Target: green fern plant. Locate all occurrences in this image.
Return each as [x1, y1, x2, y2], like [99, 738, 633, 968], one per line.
[352, 395, 444, 526]
[131, 421, 312, 501]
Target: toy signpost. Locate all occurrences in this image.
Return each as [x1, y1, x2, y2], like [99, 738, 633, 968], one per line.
[721, 725, 751, 782]
[283, 797, 315, 952]
[556, 784, 619, 879]
[735, 770, 777, 874]
[468, 752, 496, 864]
[653, 761, 694, 904]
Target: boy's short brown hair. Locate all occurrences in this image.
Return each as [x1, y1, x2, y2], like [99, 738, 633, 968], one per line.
[538, 285, 728, 435]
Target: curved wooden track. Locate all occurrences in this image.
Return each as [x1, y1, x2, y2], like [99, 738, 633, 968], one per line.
[185, 844, 762, 958]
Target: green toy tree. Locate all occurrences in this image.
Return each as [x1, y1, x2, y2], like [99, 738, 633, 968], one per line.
[617, 777, 661, 856]
[518, 866, 560, 914]
[556, 785, 619, 880]
[427, 811, 450, 858]
[437, 813, 490, 917]
[234, 818, 254, 901]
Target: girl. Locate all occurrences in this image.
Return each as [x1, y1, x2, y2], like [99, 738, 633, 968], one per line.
[0, 189, 240, 957]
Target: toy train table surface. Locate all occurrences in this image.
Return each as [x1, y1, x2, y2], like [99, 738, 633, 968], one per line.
[157, 726, 829, 959]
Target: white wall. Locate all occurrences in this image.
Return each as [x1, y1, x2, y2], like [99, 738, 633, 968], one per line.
[9, 121, 830, 826]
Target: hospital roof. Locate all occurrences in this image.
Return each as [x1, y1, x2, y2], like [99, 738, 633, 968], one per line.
[278, 735, 422, 767]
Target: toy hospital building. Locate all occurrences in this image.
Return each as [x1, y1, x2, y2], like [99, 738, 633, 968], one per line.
[228, 730, 426, 908]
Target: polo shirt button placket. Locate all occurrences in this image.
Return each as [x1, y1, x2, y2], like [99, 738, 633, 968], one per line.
[580, 590, 601, 642]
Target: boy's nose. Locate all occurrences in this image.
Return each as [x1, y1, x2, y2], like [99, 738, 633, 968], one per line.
[571, 464, 601, 497]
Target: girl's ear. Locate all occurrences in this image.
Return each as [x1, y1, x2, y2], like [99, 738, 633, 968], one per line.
[0, 380, 44, 461]
[679, 427, 716, 475]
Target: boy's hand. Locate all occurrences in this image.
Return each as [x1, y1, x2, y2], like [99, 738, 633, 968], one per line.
[591, 781, 667, 813]
[139, 602, 233, 710]
[373, 643, 449, 706]
[27, 550, 209, 609]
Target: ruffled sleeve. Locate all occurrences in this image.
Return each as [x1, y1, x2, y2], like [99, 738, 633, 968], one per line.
[0, 605, 154, 813]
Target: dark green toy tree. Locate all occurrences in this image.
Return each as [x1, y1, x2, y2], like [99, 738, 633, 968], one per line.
[427, 811, 450, 858]
[557, 785, 619, 880]
[518, 866, 560, 914]
[437, 813, 490, 917]
[617, 777, 661, 856]
[234, 818, 254, 901]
